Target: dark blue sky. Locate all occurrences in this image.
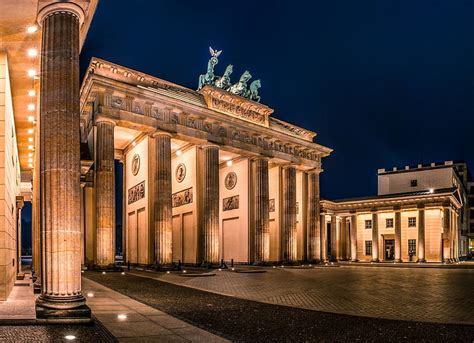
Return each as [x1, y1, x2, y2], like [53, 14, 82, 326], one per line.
[80, 0, 474, 199]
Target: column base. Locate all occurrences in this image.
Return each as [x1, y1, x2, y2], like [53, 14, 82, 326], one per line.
[349, 258, 359, 262]
[417, 258, 426, 263]
[33, 280, 42, 294]
[36, 295, 91, 323]
[371, 258, 379, 263]
[393, 259, 402, 263]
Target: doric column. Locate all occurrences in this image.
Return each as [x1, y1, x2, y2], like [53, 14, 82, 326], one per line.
[417, 206, 426, 262]
[350, 213, 358, 261]
[281, 166, 297, 262]
[151, 132, 173, 265]
[307, 170, 320, 262]
[442, 206, 451, 262]
[339, 217, 346, 260]
[200, 145, 220, 264]
[95, 118, 116, 268]
[330, 215, 337, 261]
[371, 210, 379, 262]
[320, 213, 328, 262]
[36, 2, 90, 321]
[344, 217, 351, 260]
[394, 209, 402, 262]
[253, 157, 270, 263]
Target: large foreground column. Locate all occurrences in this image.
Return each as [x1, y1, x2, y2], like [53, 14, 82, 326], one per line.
[394, 209, 402, 262]
[253, 157, 270, 264]
[307, 170, 321, 262]
[200, 145, 220, 264]
[417, 206, 426, 262]
[36, 3, 90, 321]
[281, 166, 297, 262]
[95, 119, 116, 268]
[152, 132, 173, 265]
[371, 210, 379, 262]
[350, 213, 358, 261]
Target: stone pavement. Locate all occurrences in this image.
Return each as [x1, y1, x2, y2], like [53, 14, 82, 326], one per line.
[0, 272, 35, 321]
[83, 277, 229, 342]
[126, 265, 474, 325]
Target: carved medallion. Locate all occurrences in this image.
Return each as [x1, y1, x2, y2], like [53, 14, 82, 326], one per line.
[224, 172, 237, 190]
[175, 163, 186, 183]
[131, 154, 140, 176]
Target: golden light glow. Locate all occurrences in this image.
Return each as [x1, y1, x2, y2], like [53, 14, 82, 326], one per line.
[28, 153, 33, 157]
[27, 104, 35, 111]
[28, 129, 34, 134]
[176, 149, 182, 156]
[28, 145, 34, 150]
[28, 90, 36, 96]
[28, 137, 33, 142]
[27, 116, 35, 122]
[226, 160, 233, 167]
[87, 293, 94, 297]
[27, 25, 38, 33]
[27, 69, 36, 77]
[27, 49, 38, 57]
[28, 158, 33, 163]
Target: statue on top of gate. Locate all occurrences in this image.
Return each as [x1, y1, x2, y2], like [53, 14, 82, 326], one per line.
[197, 47, 262, 103]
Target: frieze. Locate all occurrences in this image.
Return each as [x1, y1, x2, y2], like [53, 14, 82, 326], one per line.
[223, 195, 239, 211]
[269, 199, 275, 212]
[172, 187, 193, 208]
[128, 181, 145, 205]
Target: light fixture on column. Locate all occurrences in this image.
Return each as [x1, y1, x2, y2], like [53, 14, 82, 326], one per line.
[27, 69, 36, 77]
[176, 149, 182, 156]
[28, 116, 35, 122]
[27, 49, 38, 57]
[28, 137, 33, 142]
[28, 158, 33, 163]
[28, 145, 34, 150]
[28, 90, 36, 96]
[429, 188, 434, 194]
[87, 293, 94, 297]
[27, 25, 38, 33]
[28, 153, 33, 157]
[28, 128, 34, 134]
[27, 104, 35, 111]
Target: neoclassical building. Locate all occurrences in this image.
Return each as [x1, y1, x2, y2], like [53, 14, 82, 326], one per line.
[321, 162, 464, 263]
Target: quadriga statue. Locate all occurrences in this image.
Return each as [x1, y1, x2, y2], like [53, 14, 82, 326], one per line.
[229, 70, 252, 97]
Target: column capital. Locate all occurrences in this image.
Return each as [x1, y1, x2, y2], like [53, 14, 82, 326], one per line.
[201, 143, 220, 150]
[95, 117, 116, 126]
[371, 208, 378, 213]
[393, 205, 401, 212]
[150, 131, 172, 139]
[37, 2, 86, 26]
[251, 155, 270, 162]
[417, 203, 426, 209]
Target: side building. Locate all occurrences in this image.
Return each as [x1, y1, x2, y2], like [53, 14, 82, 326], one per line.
[321, 161, 467, 263]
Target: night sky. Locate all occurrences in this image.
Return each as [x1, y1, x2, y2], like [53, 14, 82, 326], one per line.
[79, 0, 474, 200]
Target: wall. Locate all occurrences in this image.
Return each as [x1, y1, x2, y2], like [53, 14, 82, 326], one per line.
[378, 212, 395, 261]
[125, 137, 149, 265]
[269, 166, 281, 262]
[219, 158, 249, 263]
[378, 168, 454, 195]
[0, 54, 21, 300]
[356, 213, 372, 261]
[171, 146, 198, 264]
[425, 209, 442, 262]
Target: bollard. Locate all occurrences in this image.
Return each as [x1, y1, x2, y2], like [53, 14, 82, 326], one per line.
[127, 261, 130, 271]
[220, 258, 224, 266]
[178, 259, 181, 267]
[231, 259, 234, 267]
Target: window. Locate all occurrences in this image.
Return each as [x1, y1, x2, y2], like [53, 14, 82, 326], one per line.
[408, 217, 416, 227]
[365, 241, 372, 256]
[410, 179, 418, 187]
[386, 218, 394, 228]
[365, 220, 372, 229]
[408, 239, 416, 255]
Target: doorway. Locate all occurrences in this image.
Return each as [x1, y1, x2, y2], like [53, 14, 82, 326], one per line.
[384, 239, 395, 260]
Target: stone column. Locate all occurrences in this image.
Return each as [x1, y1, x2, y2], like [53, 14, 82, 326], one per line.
[95, 118, 116, 268]
[344, 217, 351, 260]
[442, 207, 451, 262]
[339, 217, 346, 260]
[320, 213, 328, 262]
[200, 145, 220, 265]
[36, 3, 90, 321]
[350, 213, 358, 261]
[281, 166, 297, 262]
[371, 210, 379, 262]
[307, 170, 320, 262]
[417, 206, 426, 262]
[151, 132, 173, 265]
[394, 209, 402, 262]
[330, 215, 337, 261]
[253, 157, 270, 264]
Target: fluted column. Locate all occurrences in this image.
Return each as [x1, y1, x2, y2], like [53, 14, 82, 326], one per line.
[320, 213, 328, 262]
[442, 207, 451, 262]
[253, 157, 270, 263]
[151, 132, 173, 265]
[281, 166, 297, 262]
[95, 118, 116, 267]
[339, 218, 346, 260]
[417, 206, 426, 262]
[371, 210, 379, 262]
[350, 213, 358, 261]
[307, 170, 321, 261]
[200, 145, 220, 264]
[36, 3, 90, 321]
[330, 215, 337, 261]
[394, 209, 402, 262]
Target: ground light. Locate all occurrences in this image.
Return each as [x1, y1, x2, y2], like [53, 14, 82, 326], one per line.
[87, 293, 94, 297]
[64, 335, 76, 340]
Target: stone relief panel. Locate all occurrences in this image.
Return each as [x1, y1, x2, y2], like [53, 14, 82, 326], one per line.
[269, 199, 275, 212]
[223, 195, 239, 211]
[128, 181, 145, 205]
[224, 172, 237, 190]
[175, 163, 186, 183]
[172, 187, 193, 208]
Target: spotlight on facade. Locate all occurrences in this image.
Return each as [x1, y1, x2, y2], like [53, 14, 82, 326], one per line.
[226, 160, 233, 167]
[27, 49, 38, 57]
[27, 116, 35, 122]
[28, 128, 34, 134]
[132, 141, 136, 147]
[28, 153, 33, 157]
[28, 164, 33, 168]
[28, 137, 33, 142]
[28, 158, 33, 163]
[429, 188, 434, 194]
[28, 90, 36, 96]
[176, 149, 182, 156]
[27, 69, 36, 77]
[28, 145, 34, 150]
[27, 25, 38, 33]
[87, 293, 94, 297]
[27, 104, 35, 111]
[117, 314, 127, 320]
[64, 335, 76, 341]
